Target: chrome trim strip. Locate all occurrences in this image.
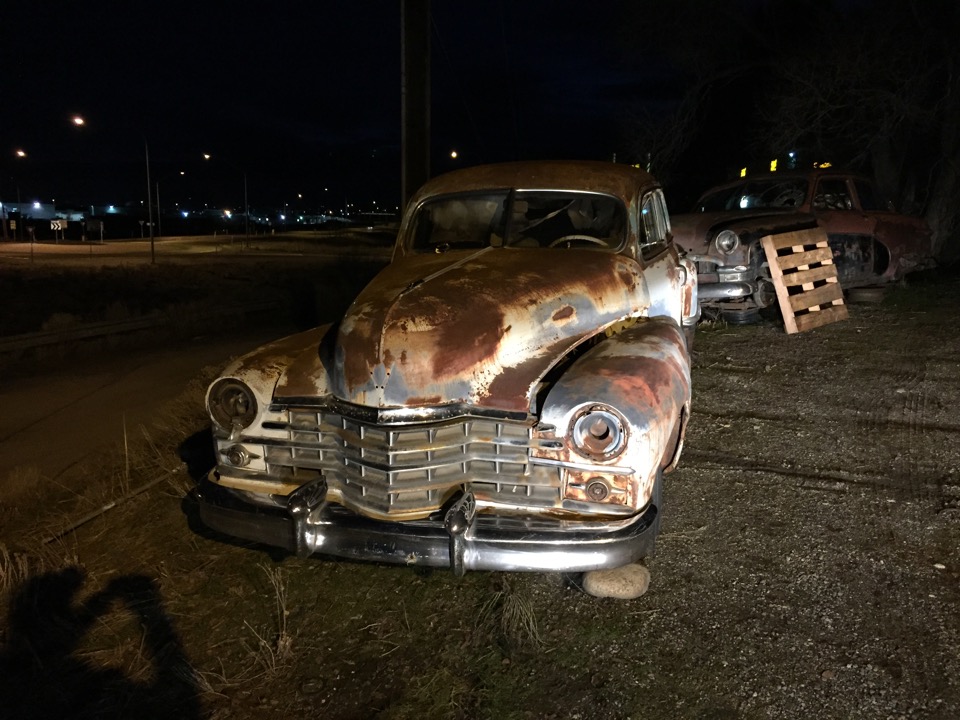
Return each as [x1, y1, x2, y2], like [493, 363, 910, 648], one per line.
[529, 456, 634, 476]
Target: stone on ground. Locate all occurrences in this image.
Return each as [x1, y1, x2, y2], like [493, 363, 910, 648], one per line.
[582, 563, 651, 599]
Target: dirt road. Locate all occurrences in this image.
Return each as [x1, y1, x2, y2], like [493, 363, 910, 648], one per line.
[0, 330, 287, 484]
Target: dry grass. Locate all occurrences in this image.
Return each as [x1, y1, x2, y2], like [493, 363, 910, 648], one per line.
[477, 578, 544, 650]
[0, 543, 37, 597]
[242, 563, 294, 675]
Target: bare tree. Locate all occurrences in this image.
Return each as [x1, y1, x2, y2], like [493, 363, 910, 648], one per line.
[758, 0, 960, 259]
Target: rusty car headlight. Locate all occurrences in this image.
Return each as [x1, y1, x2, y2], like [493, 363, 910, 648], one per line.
[571, 407, 626, 459]
[714, 229, 740, 255]
[208, 379, 258, 432]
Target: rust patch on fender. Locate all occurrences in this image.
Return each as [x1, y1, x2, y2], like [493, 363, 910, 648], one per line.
[553, 306, 575, 322]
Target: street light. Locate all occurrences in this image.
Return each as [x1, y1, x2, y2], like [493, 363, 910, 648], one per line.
[156, 170, 185, 239]
[203, 153, 248, 243]
[7, 148, 27, 244]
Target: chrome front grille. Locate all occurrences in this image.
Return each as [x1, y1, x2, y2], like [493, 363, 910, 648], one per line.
[260, 409, 562, 518]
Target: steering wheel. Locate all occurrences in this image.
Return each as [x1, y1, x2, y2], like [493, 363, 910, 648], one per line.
[548, 234, 608, 248]
[770, 188, 805, 207]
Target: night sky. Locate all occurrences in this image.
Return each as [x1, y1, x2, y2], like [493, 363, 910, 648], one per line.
[1, 1, 667, 213]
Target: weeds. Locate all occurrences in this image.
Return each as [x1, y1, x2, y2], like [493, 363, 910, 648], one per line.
[242, 563, 293, 675]
[0, 543, 36, 597]
[477, 578, 543, 650]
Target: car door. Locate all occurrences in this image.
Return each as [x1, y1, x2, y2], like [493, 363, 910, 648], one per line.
[811, 175, 880, 284]
[638, 190, 692, 325]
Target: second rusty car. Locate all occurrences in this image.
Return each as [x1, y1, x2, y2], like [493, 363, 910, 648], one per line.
[671, 169, 935, 322]
[193, 161, 698, 575]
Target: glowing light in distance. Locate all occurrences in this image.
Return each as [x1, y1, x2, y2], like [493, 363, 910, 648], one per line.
[203, 153, 211, 160]
[72, 115, 85, 126]
[15, 149, 27, 158]
[33, 201, 41, 209]
[450, 150, 458, 159]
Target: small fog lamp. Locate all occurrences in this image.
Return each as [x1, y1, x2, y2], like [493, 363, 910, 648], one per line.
[224, 445, 251, 467]
[586, 478, 610, 502]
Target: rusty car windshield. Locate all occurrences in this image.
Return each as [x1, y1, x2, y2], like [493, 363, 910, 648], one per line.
[409, 191, 626, 252]
[697, 178, 808, 212]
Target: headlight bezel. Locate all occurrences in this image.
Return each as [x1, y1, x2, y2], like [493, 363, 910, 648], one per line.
[714, 229, 741, 255]
[569, 405, 628, 460]
[208, 378, 258, 433]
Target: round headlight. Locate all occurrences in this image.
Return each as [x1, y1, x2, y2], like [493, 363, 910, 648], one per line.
[571, 407, 626, 459]
[715, 229, 740, 255]
[208, 379, 258, 432]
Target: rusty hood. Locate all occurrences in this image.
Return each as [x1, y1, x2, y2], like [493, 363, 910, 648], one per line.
[312, 248, 650, 413]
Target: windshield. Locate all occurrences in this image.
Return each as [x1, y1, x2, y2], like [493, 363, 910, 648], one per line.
[697, 178, 808, 212]
[409, 190, 626, 253]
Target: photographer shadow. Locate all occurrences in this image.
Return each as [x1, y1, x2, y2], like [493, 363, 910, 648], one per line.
[0, 567, 203, 720]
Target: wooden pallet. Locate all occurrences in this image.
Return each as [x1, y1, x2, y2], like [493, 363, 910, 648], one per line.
[760, 228, 848, 334]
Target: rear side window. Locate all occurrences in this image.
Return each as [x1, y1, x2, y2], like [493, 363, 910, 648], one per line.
[813, 178, 854, 210]
[640, 190, 671, 260]
[853, 179, 884, 211]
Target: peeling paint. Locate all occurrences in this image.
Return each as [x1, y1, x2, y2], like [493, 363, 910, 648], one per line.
[201, 161, 696, 571]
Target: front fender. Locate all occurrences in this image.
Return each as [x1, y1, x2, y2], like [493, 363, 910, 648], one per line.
[538, 318, 691, 510]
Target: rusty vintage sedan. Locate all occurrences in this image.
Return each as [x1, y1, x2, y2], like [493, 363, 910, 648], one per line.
[193, 161, 698, 575]
[672, 169, 935, 322]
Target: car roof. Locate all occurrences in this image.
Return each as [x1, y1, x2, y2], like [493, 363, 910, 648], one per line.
[701, 168, 871, 195]
[410, 161, 659, 206]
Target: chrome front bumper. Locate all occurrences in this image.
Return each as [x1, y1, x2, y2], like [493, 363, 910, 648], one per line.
[697, 280, 755, 300]
[192, 473, 658, 574]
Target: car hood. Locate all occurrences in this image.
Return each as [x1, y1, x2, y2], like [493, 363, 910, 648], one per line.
[671, 209, 815, 254]
[287, 248, 650, 414]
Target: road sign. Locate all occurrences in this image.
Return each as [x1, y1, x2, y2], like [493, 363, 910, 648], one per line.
[51, 219, 66, 231]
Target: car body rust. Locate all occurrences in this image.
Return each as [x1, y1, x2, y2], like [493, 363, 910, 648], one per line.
[194, 160, 699, 574]
[672, 169, 934, 320]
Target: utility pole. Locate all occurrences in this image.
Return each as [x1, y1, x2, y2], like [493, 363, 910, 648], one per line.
[145, 140, 155, 264]
[401, 0, 430, 206]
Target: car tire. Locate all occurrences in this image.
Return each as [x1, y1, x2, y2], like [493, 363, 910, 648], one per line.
[721, 306, 761, 325]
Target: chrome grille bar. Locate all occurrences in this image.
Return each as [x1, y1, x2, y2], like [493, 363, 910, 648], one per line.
[259, 409, 562, 517]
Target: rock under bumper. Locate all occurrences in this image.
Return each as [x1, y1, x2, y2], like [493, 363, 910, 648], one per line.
[192, 474, 658, 574]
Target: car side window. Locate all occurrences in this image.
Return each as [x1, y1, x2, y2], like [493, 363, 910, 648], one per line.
[813, 178, 854, 210]
[639, 190, 671, 260]
[853, 179, 884, 211]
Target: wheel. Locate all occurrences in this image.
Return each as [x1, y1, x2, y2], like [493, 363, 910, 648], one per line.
[721, 306, 761, 325]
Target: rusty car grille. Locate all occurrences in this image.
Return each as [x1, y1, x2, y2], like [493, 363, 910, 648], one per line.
[260, 409, 562, 517]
